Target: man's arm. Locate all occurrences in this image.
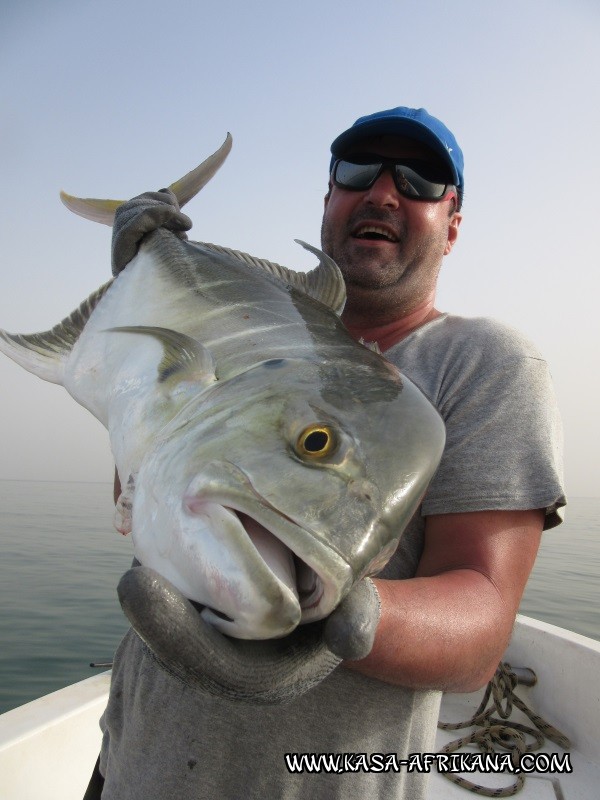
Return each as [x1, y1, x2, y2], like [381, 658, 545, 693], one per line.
[345, 508, 544, 692]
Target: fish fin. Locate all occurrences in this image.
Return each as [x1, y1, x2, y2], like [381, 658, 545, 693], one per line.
[0, 280, 114, 384]
[194, 240, 347, 316]
[294, 241, 346, 315]
[59, 135, 232, 226]
[114, 473, 135, 535]
[106, 326, 217, 389]
[59, 194, 122, 226]
[359, 338, 382, 355]
[168, 134, 232, 207]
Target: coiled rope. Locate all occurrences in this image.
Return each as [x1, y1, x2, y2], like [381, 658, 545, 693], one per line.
[436, 661, 571, 796]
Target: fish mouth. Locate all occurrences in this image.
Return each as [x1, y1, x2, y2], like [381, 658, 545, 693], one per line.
[180, 466, 353, 640]
[235, 511, 325, 612]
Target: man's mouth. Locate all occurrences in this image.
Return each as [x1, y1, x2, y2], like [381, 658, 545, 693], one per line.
[352, 224, 399, 243]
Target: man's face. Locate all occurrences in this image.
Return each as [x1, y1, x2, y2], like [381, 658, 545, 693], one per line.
[321, 136, 461, 312]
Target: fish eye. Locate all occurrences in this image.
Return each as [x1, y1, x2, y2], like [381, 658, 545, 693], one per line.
[296, 425, 337, 459]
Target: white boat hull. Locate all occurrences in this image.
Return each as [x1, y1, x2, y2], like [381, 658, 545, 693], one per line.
[0, 671, 109, 800]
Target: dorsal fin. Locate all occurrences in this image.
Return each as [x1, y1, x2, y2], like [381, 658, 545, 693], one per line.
[60, 135, 233, 226]
[0, 280, 113, 383]
[193, 239, 346, 316]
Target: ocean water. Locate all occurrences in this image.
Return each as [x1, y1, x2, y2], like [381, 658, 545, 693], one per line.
[0, 480, 131, 714]
[0, 480, 598, 714]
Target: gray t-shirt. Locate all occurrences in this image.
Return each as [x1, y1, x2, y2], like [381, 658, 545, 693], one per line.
[98, 314, 565, 800]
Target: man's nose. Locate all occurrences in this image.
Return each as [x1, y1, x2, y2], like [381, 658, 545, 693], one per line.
[362, 168, 400, 208]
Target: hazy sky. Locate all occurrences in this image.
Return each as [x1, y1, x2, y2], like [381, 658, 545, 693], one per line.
[0, 0, 598, 498]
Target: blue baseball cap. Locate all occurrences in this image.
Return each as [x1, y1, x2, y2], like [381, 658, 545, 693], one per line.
[330, 106, 464, 205]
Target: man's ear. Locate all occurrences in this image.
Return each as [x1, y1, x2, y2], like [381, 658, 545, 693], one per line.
[444, 212, 462, 255]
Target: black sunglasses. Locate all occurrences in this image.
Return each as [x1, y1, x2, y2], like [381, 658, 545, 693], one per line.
[332, 157, 455, 202]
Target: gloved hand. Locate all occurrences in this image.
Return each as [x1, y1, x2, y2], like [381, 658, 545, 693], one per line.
[324, 577, 381, 660]
[112, 188, 192, 275]
[117, 568, 381, 704]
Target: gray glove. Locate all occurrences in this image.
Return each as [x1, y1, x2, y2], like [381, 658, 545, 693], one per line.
[118, 568, 381, 704]
[112, 188, 192, 275]
[324, 577, 381, 660]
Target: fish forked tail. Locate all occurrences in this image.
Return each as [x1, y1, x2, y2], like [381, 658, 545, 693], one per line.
[59, 134, 233, 226]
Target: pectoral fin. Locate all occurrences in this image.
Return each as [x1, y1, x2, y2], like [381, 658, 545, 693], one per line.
[107, 326, 217, 391]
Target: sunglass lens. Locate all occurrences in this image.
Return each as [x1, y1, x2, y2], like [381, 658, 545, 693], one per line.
[334, 161, 380, 190]
[394, 165, 447, 199]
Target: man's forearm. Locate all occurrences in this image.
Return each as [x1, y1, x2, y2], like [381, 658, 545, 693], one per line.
[344, 569, 514, 693]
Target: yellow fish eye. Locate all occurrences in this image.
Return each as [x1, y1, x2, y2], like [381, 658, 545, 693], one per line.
[296, 425, 337, 459]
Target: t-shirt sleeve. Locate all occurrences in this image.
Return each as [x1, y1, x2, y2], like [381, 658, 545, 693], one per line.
[421, 351, 565, 529]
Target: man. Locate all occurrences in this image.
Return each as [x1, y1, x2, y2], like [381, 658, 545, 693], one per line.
[94, 107, 565, 799]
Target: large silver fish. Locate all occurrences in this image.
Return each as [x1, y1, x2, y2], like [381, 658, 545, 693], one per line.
[0, 136, 445, 702]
